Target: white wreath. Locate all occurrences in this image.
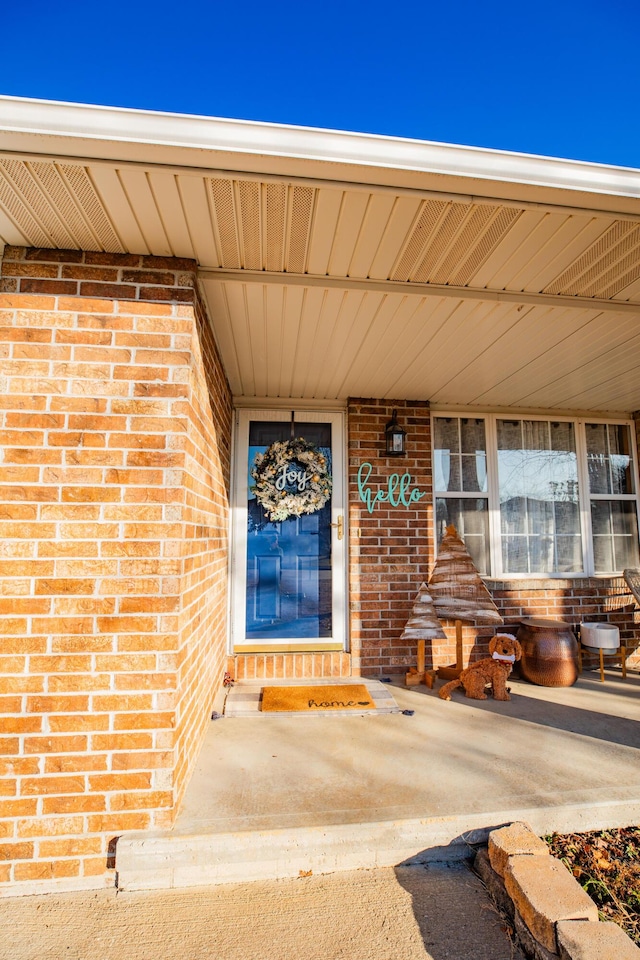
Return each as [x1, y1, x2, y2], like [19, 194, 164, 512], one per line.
[250, 438, 332, 522]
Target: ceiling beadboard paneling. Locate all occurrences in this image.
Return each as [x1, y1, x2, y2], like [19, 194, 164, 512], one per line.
[545, 221, 640, 299]
[285, 185, 314, 274]
[117, 168, 172, 257]
[89, 164, 148, 253]
[0, 169, 50, 246]
[264, 181, 287, 272]
[0, 158, 75, 247]
[208, 178, 240, 267]
[237, 179, 262, 270]
[327, 191, 369, 276]
[517, 215, 598, 292]
[2, 157, 640, 302]
[614, 275, 640, 302]
[0, 158, 125, 251]
[2, 154, 640, 411]
[411, 202, 468, 282]
[321, 289, 380, 398]
[305, 189, 343, 275]
[390, 199, 447, 281]
[393, 298, 516, 400]
[347, 193, 396, 278]
[32, 162, 117, 252]
[448, 206, 521, 286]
[178, 175, 217, 265]
[367, 195, 423, 279]
[199, 276, 640, 411]
[506, 310, 640, 407]
[199, 279, 243, 392]
[147, 172, 193, 259]
[0, 205, 28, 246]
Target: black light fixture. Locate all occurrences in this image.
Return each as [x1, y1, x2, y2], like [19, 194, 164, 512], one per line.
[384, 409, 407, 457]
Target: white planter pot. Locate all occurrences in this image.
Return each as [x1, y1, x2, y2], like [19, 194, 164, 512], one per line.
[580, 622, 619, 655]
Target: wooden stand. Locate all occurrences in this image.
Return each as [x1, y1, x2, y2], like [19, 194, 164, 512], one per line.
[578, 644, 627, 682]
[405, 640, 437, 688]
[437, 619, 464, 681]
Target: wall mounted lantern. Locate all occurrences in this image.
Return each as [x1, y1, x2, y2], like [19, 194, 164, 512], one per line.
[384, 409, 407, 457]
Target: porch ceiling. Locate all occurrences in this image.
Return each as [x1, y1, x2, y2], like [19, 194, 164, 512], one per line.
[1, 97, 640, 413]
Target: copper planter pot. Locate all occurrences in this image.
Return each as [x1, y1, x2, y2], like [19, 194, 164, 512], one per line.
[517, 617, 579, 687]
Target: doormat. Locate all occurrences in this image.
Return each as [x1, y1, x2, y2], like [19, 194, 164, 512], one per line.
[224, 679, 400, 717]
[262, 683, 374, 713]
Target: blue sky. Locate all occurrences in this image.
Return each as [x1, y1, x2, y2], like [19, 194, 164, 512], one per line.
[3, 0, 639, 168]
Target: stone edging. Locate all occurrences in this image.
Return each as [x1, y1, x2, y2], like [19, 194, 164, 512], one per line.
[474, 821, 639, 960]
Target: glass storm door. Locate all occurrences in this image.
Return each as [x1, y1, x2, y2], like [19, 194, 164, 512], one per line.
[231, 410, 346, 651]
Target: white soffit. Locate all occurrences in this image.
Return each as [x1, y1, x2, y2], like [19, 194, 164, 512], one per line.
[1, 96, 640, 411]
[199, 278, 640, 410]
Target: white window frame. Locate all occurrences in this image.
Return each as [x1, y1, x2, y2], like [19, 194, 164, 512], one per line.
[432, 412, 640, 579]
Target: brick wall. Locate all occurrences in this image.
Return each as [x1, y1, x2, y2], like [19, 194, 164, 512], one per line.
[347, 399, 433, 675]
[347, 399, 640, 675]
[172, 296, 231, 810]
[0, 248, 232, 893]
[489, 578, 640, 669]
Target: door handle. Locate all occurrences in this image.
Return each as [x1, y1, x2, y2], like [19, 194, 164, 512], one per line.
[330, 515, 344, 540]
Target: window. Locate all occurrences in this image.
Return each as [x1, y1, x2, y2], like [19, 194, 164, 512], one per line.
[434, 417, 489, 574]
[433, 415, 640, 577]
[587, 423, 639, 572]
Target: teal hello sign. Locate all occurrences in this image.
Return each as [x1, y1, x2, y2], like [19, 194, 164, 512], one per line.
[357, 462, 427, 513]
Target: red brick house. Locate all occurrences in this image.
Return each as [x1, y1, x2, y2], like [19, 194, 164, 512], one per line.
[1, 95, 639, 893]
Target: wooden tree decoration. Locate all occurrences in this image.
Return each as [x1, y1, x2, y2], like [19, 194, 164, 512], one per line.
[401, 583, 446, 687]
[429, 525, 503, 680]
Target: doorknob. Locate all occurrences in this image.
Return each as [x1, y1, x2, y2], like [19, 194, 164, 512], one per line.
[330, 515, 344, 540]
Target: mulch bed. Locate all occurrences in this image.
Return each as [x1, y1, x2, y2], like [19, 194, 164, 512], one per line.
[545, 826, 640, 946]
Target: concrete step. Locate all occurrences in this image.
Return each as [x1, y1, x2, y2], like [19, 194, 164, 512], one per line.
[115, 797, 640, 891]
[115, 815, 491, 891]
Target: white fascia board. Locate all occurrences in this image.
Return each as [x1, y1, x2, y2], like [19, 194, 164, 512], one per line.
[0, 95, 639, 206]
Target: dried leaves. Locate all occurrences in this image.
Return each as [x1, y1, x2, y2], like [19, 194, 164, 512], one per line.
[545, 826, 640, 945]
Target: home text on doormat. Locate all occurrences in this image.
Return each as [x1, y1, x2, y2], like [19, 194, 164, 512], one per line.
[261, 684, 375, 713]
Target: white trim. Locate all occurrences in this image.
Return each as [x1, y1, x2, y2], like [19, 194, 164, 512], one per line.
[485, 416, 501, 579]
[430, 403, 637, 420]
[575, 423, 594, 578]
[233, 395, 347, 410]
[1, 96, 639, 206]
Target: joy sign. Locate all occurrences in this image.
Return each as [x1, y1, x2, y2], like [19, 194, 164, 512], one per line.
[275, 463, 312, 493]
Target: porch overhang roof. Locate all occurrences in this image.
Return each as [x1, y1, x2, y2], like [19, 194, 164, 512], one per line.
[2, 95, 640, 414]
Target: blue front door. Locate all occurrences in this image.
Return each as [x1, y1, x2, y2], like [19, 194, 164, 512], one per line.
[246, 420, 332, 640]
[232, 411, 346, 651]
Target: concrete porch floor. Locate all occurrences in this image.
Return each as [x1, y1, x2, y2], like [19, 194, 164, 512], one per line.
[115, 667, 640, 890]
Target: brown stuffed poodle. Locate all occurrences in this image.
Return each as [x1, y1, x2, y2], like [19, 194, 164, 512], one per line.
[438, 634, 522, 702]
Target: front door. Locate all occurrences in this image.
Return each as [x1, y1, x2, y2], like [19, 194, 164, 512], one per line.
[231, 409, 346, 652]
